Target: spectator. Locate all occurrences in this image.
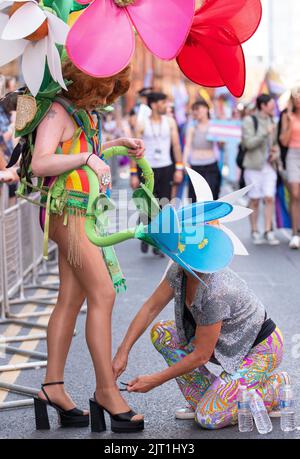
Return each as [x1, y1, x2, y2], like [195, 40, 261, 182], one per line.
[5, 76, 17, 93]
[242, 94, 280, 246]
[280, 87, 300, 249]
[136, 87, 153, 126]
[183, 99, 221, 201]
[133, 92, 184, 255]
[134, 92, 183, 202]
[0, 90, 18, 205]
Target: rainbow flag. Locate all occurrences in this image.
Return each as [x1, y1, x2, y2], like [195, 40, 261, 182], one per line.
[276, 182, 291, 229]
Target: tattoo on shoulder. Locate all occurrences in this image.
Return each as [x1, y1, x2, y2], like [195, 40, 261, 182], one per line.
[47, 108, 57, 119]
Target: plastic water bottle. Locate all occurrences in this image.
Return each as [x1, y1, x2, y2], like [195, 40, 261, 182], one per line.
[280, 384, 296, 432]
[237, 385, 253, 432]
[249, 389, 273, 434]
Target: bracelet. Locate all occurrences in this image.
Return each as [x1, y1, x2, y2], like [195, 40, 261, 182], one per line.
[175, 162, 184, 171]
[130, 167, 138, 176]
[86, 153, 95, 165]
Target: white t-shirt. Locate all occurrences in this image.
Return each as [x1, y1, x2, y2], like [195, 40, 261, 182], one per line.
[137, 104, 152, 125]
[142, 116, 172, 169]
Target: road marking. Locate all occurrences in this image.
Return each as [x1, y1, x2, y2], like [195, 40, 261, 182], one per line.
[0, 287, 53, 403]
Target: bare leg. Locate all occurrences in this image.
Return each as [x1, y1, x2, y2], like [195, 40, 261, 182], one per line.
[264, 196, 275, 233]
[38, 221, 87, 410]
[249, 198, 260, 232]
[47, 216, 142, 420]
[289, 183, 300, 235]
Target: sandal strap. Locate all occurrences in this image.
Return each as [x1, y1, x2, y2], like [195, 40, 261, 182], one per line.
[41, 381, 64, 406]
[42, 381, 64, 387]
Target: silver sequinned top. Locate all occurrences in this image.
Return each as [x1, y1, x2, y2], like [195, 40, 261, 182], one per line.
[166, 264, 266, 375]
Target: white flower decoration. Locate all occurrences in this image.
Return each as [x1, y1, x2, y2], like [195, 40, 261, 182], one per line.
[186, 167, 253, 256]
[0, 0, 69, 96]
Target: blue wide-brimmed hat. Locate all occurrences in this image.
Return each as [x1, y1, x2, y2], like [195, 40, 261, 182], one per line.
[136, 168, 252, 279]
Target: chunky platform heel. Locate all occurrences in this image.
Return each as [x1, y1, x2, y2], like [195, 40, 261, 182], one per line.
[34, 397, 50, 430]
[89, 393, 144, 434]
[89, 398, 106, 432]
[33, 381, 89, 430]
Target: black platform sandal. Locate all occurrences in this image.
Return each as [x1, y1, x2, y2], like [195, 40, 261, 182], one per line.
[33, 381, 89, 430]
[89, 392, 144, 433]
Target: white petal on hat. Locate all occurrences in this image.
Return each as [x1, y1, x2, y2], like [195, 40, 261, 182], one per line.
[220, 205, 252, 223]
[2, 1, 45, 40]
[22, 38, 47, 96]
[46, 37, 67, 90]
[219, 224, 249, 256]
[45, 11, 69, 45]
[186, 167, 213, 202]
[0, 36, 27, 65]
[218, 185, 253, 205]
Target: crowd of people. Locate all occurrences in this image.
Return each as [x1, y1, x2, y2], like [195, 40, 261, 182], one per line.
[1, 74, 300, 252]
[0, 76, 19, 206]
[98, 85, 300, 251]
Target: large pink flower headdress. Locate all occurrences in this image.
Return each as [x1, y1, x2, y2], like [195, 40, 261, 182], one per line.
[66, 0, 195, 77]
[177, 0, 262, 97]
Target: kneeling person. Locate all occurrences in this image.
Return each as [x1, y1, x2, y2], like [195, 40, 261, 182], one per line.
[113, 264, 289, 430]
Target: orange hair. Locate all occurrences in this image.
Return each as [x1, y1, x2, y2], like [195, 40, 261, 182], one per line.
[62, 59, 132, 110]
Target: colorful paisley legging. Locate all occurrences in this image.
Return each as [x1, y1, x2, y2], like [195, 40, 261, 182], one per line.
[151, 320, 287, 430]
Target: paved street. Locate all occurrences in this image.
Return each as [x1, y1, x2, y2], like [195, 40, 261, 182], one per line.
[0, 185, 300, 440]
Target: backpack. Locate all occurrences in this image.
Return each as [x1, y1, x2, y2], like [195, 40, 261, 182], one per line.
[236, 115, 258, 169]
[6, 96, 96, 196]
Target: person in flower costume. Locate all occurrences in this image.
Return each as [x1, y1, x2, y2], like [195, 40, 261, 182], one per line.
[1, 0, 147, 433]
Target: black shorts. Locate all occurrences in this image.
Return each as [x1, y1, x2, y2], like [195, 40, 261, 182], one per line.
[189, 162, 221, 202]
[8, 183, 17, 198]
[139, 164, 174, 203]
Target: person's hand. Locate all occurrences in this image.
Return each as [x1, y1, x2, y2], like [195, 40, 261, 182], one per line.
[112, 348, 129, 380]
[269, 147, 279, 163]
[130, 175, 140, 190]
[120, 137, 145, 159]
[267, 124, 275, 135]
[0, 168, 19, 184]
[285, 105, 293, 123]
[173, 170, 183, 185]
[127, 374, 161, 393]
[86, 154, 112, 193]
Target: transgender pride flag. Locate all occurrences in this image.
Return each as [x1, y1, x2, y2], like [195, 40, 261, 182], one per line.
[207, 120, 242, 143]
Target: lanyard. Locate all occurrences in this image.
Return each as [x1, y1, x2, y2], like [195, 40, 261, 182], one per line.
[150, 118, 163, 140]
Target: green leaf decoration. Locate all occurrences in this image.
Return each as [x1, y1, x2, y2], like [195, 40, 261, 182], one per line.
[42, 0, 73, 22]
[38, 79, 73, 99]
[71, 1, 90, 12]
[133, 184, 160, 220]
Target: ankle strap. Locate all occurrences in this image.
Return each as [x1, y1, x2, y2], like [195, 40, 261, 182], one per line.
[41, 382, 64, 406]
[42, 381, 64, 388]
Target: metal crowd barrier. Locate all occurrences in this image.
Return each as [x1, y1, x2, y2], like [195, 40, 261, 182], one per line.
[0, 183, 55, 409]
[0, 181, 86, 409]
